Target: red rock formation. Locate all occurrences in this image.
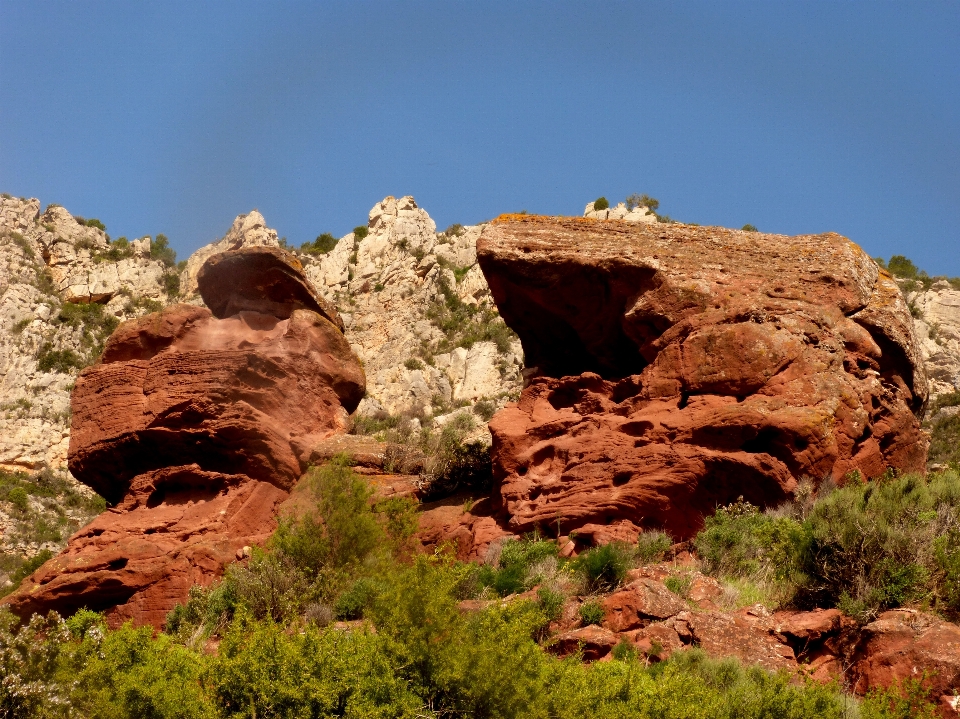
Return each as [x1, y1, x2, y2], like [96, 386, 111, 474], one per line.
[3, 247, 364, 627]
[476, 216, 928, 540]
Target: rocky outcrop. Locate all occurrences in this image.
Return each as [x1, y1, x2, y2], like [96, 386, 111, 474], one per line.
[0, 196, 172, 474]
[298, 195, 523, 426]
[476, 215, 928, 540]
[908, 280, 960, 403]
[3, 247, 364, 627]
[583, 201, 658, 223]
[180, 210, 280, 299]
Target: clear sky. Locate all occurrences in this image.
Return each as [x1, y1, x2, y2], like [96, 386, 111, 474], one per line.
[2, 1, 958, 275]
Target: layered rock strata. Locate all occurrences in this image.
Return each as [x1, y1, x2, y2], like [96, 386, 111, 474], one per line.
[3, 247, 364, 627]
[476, 215, 928, 540]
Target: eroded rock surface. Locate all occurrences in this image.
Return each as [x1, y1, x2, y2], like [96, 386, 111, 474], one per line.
[3, 247, 364, 627]
[477, 216, 928, 539]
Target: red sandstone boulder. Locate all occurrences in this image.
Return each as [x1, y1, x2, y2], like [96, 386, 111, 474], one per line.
[551, 624, 620, 660]
[197, 245, 343, 330]
[849, 609, 960, 699]
[602, 578, 687, 631]
[666, 609, 797, 672]
[477, 216, 928, 539]
[4, 247, 365, 627]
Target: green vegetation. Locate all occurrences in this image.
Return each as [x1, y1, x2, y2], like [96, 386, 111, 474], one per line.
[0, 467, 106, 598]
[624, 193, 677, 223]
[73, 216, 106, 231]
[878, 254, 960, 292]
[0, 460, 938, 717]
[36, 301, 120, 372]
[625, 193, 659, 212]
[403, 357, 425, 371]
[353, 225, 369, 240]
[592, 197, 609, 211]
[351, 410, 492, 500]
[150, 233, 177, 267]
[742, 224, 758, 232]
[421, 271, 518, 358]
[93, 236, 133, 262]
[694, 470, 960, 621]
[301, 232, 338, 255]
[929, 414, 960, 468]
[578, 598, 605, 625]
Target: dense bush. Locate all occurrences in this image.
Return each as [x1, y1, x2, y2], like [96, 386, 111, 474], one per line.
[694, 471, 960, 620]
[353, 225, 369, 240]
[300, 232, 338, 255]
[742, 224, 758, 232]
[150, 234, 177, 267]
[571, 543, 631, 592]
[592, 197, 609, 211]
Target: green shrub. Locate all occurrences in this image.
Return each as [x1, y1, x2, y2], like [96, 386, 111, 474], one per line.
[592, 197, 609, 211]
[578, 598, 605, 626]
[353, 225, 369, 240]
[473, 399, 497, 422]
[572, 543, 631, 592]
[695, 472, 960, 620]
[664, 573, 693, 598]
[403, 357, 425, 371]
[636, 531, 671, 564]
[536, 586, 565, 622]
[887, 254, 920, 279]
[36, 344, 83, 373]
[334, 577, 380, 620]
[610, 637, 637, 661]
[162, 271, 180, 297]
[626, 193, 660, 212]
[477, 536, 560, 597]
[150, 233, 177, 267]
[300, 232, 338, 255]
[695, 499, 806, 582]
[742, 224, 758, 232]
[7, 487, 28, 512]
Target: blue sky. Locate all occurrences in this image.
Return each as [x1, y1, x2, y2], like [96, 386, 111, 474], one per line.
[2, 1, 958, 275]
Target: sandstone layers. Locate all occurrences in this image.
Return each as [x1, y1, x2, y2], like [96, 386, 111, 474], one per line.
[476, 216, 928, 540]
[3, 247, 364, 627]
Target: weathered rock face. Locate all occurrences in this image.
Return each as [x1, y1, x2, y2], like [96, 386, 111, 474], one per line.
[3, 247, 364, 627]
[0, 197, 174, 476]
[908, 280, 960, 402]
[180, 210, 281, 300]
[298, 195, 523, 429]
[477, 216, 928, 539]
[583, 201, 658, 223]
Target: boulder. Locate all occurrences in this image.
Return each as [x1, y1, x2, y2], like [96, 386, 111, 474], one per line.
[602, 578, 687, 631]
[197, 245, 343, 331]
[849, 609, 960, 698]
[476, 216, 928, 539]
[667, 610, 797, 672]
[3, 248, 365, 627]
[551, 624, 620, 660]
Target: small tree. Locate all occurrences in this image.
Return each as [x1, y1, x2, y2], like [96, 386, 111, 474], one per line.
[742, 224, 758, 232]
[593, 197, 609, 211]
